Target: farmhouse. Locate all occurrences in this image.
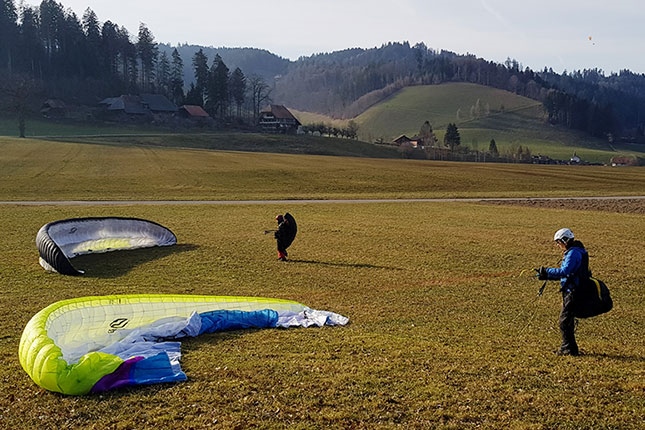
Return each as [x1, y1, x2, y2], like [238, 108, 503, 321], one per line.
[610, 155, 639, 166]
[392, 134, 422, 148]
[259, 105, 301, 133]
[98, 94, 178, 121]
[178, 105, 209, 119]
[40, 99, 67, 118]
[177, 105, 212, 126]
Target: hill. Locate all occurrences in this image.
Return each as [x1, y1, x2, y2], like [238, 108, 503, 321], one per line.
[354, 83, 542, 141]
[271, 43, 645, 143]
[294, 83, 644, 164]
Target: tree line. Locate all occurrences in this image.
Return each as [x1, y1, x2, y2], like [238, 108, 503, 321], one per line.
[0, 0, 271, 123]
[403, 120, 535, 163]
[1, 0, 157, 101]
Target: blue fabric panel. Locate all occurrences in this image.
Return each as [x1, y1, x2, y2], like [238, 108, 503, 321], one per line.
[198, 309, 279, 334]
[92, 352, 186, 393]
[130, 352, 187, 385]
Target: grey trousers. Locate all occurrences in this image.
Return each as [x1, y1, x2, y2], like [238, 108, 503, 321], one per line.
[559, 291, 579, 354]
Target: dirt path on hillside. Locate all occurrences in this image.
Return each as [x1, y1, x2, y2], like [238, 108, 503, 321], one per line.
[480, 198, 645, 214]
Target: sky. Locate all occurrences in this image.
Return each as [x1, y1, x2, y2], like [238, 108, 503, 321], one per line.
[41, 0, 645, 75]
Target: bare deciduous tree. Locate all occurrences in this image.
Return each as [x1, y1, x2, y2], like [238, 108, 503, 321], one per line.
[248, 75, 271, 123]
[1, 74, 41, 138]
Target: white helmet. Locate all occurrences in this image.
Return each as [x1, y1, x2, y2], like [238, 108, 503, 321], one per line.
[554, 228, 574, 242]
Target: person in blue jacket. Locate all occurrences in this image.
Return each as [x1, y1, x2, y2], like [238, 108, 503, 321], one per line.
[537, 228, 590, 356]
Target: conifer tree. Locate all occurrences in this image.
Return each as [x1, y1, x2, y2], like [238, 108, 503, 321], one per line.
[444, 123, 461, 151]
[0, 0, 18, 73]
[169, 48, 184, 105]
[192, 48, 209, 105]
[156, 50, 170, 96]
[136, 23, 157, 92]
[489, 138, 499, 157]
[82, 8, 101, 78]
[229, 67, 246, 118]
[207, 54, 229, 118]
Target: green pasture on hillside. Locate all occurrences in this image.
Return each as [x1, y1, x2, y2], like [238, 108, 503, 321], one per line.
[356, 83, 542, 141]
[0, 117, 162, 138]
[0, 139, 643, 428]
[295, 83, 642, 164]
[4, 80, 645, 165]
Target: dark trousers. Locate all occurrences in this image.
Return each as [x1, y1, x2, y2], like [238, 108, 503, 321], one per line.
[276, 240, 288, 259]
[559, 291, 579, 354]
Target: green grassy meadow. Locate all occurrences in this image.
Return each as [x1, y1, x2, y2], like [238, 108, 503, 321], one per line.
[1, 139, 644, 429]
[356, 83, 542, 140]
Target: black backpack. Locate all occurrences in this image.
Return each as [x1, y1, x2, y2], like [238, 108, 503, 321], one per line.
[574, 276, 613, 318]
[568, 247, 613, 318]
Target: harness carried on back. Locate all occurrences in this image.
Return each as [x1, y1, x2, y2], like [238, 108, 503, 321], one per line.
[564, 242, 613, 319]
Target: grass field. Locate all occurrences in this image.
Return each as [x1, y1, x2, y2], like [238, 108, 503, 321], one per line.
[1, 139, 644, 429]
[2, 138, 645, 202]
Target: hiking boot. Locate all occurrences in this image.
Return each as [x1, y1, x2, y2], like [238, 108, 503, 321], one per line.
[278, 257, 287, 261]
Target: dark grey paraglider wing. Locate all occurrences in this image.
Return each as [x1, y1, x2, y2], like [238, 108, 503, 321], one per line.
[36, 217, 177, 276]
[282, 213, 297, 248]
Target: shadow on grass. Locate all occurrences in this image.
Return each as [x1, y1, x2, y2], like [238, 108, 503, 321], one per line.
[583, 352, 645, 363]
[287, 258, 402, 270]
[72, 243, 199, 278]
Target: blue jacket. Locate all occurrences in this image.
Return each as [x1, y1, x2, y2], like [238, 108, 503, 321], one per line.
[546, 246, 588, 293]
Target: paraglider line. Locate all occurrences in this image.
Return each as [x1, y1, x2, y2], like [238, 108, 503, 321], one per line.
[510, 268, 552, 336]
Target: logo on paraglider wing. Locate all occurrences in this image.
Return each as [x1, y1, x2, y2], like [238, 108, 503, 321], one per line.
[108, 317, 130, 333]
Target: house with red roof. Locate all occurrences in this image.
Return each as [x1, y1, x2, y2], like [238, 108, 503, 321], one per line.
[258, 105, 301, 133]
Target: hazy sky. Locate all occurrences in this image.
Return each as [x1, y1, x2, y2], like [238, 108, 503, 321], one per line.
[46, 0, 645, 74]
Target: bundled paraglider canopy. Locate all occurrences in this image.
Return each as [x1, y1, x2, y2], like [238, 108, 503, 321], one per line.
[277, 212, 297, 248]
[574, 277, 613, 318]
[36, 217, 177, 275]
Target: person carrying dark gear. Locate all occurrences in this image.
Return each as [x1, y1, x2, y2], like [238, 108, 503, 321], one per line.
[274, 213, 297, 261]
[536, 228, 591, 356]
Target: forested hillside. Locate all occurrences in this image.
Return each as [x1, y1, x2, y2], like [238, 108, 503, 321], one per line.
[273, 42, 645, 141]
[159, 44, 290, 86]
[1, 0, 645, 143]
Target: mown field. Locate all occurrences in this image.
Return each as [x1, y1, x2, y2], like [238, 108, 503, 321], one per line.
[1, 139, 644, 429]
[2, 138, 645, 202]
